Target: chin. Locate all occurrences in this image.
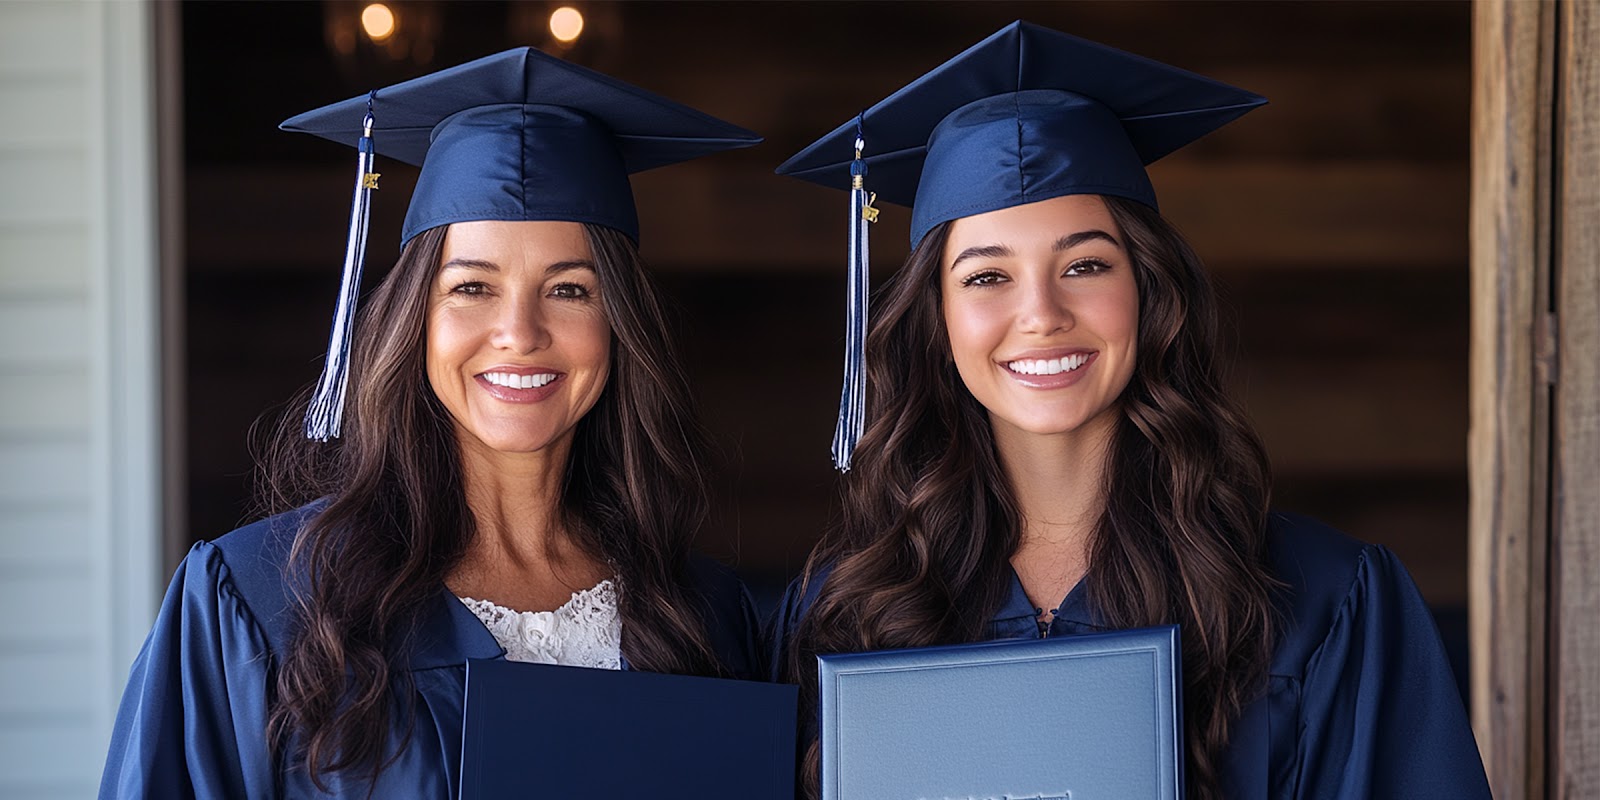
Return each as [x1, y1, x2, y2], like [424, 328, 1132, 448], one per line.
[992, 402, 1118, 438]
[462, 423, 570, 455]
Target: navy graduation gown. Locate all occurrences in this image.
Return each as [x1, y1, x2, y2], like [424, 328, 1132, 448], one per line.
[768, 512, 1491, 799]
[100, 504, 765, 799]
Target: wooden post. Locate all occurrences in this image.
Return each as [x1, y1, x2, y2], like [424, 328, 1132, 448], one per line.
[1474, 0, 1600, 796]
[1552, 3, 1600, 796]
[1469, 2, 1553, 798]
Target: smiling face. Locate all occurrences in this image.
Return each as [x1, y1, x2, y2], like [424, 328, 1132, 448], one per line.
[426, 220, 611, 460]
[940, 194, 1140, 442]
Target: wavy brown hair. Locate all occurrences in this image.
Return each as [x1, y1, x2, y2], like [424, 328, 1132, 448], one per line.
[783, 196, 1279, 799]
[257, 223, 725, 790]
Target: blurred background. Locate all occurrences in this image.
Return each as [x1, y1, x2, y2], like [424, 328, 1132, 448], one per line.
[180, 0, 1471, 616]
[0, 2, 1472, 795]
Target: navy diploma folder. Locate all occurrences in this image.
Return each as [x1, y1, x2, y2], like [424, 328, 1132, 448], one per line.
[818, 625, 1182, 800]
[461, 659, 798, 799]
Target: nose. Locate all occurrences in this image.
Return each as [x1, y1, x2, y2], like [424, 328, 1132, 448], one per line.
[488, 290, 551, 354]
[1015, 275, 1075, 336]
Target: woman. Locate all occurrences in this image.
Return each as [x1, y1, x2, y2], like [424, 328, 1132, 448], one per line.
[100, 48, 764, 797]
[770, 22, 1490, 799]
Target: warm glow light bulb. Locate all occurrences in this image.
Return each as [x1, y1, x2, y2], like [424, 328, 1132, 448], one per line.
[361, 3, 396, 42]
[549, 7, 584, 43]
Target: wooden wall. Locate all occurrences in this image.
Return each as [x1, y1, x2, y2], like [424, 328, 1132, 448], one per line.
[180, 2, 1473, 625]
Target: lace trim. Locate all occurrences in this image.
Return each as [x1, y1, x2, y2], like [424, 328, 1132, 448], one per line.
[458, 580, 622, 670]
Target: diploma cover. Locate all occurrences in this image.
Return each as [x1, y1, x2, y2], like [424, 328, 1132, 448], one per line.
[818, 625, 1182, 800]
[461, 659, 798, 799]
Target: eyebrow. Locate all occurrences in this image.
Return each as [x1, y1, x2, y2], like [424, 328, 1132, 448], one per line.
[439, 258, 596, 275]
[949, 229, 1123, 271]
[1054, 229, 1120, 251]
[439, 258, 500, 273]
[948, 244, 1014, 270]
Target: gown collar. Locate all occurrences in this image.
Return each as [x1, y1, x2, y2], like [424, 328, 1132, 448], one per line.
[404, 586, 635, 672]
[991, 566, 1110, 639]
[405, 587, 507, 671]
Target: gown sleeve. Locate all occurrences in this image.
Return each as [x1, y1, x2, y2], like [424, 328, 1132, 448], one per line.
[1294, 545, 1490, 799]
[730, 577, 768, 681]
[764, 576, 809, 684]
[688, 555, 769, 681]
[99, 542, 279, 800]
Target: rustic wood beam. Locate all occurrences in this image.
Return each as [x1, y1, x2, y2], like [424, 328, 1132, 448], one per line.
[1552, 1, 1600, 796]
[1469, 1, 1555, 798]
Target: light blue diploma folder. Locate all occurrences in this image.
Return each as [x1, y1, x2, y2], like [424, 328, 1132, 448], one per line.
[818, 625, 1182, 800]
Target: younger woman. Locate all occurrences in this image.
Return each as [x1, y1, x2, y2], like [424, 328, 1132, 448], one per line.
[771, 22, 1489, 800]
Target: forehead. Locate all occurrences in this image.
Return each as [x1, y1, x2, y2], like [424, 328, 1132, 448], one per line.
[943, 194, 1119, 254]
[439, 220, 593, 263]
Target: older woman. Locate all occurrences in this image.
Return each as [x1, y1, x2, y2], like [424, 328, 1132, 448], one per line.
[100, 48, 762, 797]
[770, 21, 1490, 800]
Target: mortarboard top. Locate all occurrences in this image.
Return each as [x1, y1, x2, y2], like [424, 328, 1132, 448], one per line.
[282, 46, 762, 245]
[775, 20, 1266, 246]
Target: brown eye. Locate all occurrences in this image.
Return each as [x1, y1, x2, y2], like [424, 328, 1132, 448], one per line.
[549, 282, 592, 299]
[961, 271, 1007, 287]
[1064, 258, 1111, 277]
[450, 281, 490, 296]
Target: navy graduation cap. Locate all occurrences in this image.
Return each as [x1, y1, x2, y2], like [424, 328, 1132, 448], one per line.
[776, 20, 1265, 469]
[281, 47, 761, 441]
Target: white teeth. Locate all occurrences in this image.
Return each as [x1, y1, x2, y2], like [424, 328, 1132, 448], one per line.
[1006, 355, 1090, 375]
[483, 371, 557, 389]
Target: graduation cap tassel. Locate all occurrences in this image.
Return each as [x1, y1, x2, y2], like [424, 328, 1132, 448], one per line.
[304, 95, 380, 441]
[833, 125, 878, 471]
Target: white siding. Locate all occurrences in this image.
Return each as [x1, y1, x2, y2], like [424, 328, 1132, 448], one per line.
[0, 2, 161, 797]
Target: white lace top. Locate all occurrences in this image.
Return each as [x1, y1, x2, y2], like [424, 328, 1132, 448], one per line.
[457, 579, 622, 669]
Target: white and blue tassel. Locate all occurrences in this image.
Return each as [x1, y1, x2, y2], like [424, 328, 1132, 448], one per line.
[832, 120, 878, 471]
[304, 92, 380, 441]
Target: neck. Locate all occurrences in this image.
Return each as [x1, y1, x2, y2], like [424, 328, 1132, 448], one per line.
[992, 410, 1118, 607]
[456, 429, 578, 569]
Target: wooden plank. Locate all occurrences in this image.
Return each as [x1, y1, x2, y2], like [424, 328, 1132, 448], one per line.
[0, 2, 83, 78]
[0, 724, 103, 787]
[0, 783, 99, 800]
[0, 78, 86, 153]
[0, 226, 91, 295]
[0, 506, 90, 563]
[0, 441, 90, 507]
[651, 60, 1469, 164]
[0, 152, 88, 226]
[0, 652, 96, 715]
[1235, 358, 1467, 474]
[1554, 2, 1600, 795]
[1468, 2, 1554, 798]
[0, 571, 91, 644]
[0, 297, 89, 365]
[0, 367, 87, 438]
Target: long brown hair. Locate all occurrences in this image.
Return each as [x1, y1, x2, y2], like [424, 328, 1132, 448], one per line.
[258, 223, 724, 789]
[784, 196, 1279, 799]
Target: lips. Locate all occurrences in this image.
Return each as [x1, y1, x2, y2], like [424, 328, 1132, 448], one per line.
[474, 368, 563, 403]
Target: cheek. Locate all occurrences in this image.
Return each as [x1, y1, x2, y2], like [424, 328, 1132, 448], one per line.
[423, 309, 449, 385]
[1101, 294, 1139, 350]
[1098, 283, 1141, 384]
[942, 295, 1003, 363]
[554, 308, 613, 379]
[423, 306, 477, 392]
